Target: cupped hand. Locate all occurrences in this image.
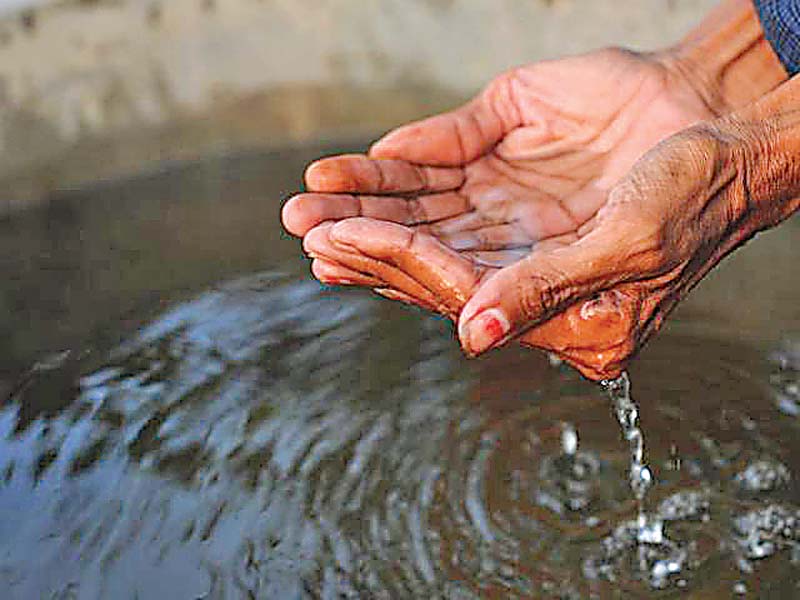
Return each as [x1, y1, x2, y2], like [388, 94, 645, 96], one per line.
[282, 48, 724, 380]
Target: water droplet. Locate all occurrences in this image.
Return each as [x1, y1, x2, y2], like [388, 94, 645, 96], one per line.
[734, 504, 800, 561]
[637, 519, 664, 545]
[561, 422, 578, 456]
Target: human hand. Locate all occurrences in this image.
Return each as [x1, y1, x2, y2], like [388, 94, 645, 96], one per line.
[282, 4, 794, 380]
[283, 48, 721, 376]
[285, 48, 719, 247]
[291, 109, 799, 380]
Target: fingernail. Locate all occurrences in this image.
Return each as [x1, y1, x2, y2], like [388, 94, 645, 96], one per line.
[458, 308, 511, 355]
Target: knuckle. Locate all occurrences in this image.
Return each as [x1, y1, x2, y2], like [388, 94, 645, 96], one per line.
[537, 276, 563, 316]
[678, 124, 724, 176]
[712, 115, 781, 224]
[485, 67, 519, 97]
[516, 268, 567, 320]
[602, 182, 674, 275]
[483, 67, 523, 127]
[515, 275, 547, 320]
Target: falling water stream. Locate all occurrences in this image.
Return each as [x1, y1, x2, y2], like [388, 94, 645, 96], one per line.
[600, 371, 683, 587]
[601, 372, 653, 530]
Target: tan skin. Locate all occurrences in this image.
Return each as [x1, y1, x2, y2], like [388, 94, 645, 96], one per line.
[282, 4, 796, 381]
[284, 49, 717, 378]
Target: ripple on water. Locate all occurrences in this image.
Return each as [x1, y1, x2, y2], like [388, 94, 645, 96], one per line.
[735, 459, 791, 493]
[0, 272, 799, 598]
[733, 504, 800, 561]
[770, 340, 800, 416]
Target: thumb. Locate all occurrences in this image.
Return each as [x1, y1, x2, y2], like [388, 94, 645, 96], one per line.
[457, 233, 628, 356]
[369, 72, 522, 166]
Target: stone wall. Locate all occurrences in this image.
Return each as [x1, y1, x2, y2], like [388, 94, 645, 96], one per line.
[0, 0, 714, 207]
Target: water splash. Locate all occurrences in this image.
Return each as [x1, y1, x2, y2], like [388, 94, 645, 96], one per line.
[600, 372, 653, 530]
[560, 422, 578, 456]
[735, 459, 791, 493]
[733, 504, 800, 561]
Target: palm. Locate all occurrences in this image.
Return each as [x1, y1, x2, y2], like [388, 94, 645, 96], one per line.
[409, 49, 714, 263]
[283, 48, 716, 374]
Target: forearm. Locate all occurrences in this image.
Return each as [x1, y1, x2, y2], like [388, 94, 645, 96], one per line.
[662, 0, 788, 114]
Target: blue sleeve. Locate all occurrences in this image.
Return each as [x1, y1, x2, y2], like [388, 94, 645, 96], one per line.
[754, 0, 800, 75]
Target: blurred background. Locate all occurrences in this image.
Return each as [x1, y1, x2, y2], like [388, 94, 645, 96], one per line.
[0, 0, 714, 209]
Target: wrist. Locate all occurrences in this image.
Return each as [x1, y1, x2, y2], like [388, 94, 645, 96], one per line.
[713, 81, 800, 231]
[657, 0, 787, 116]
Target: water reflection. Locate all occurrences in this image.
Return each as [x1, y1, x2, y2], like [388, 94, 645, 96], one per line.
[1, 270, 798, 598]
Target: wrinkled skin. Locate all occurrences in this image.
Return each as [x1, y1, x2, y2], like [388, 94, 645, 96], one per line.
[282, 48, 729, 380]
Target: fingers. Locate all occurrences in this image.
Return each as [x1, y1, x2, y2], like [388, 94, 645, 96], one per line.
[519, 290, 638, 381]
[282, 191, 470, 237]
[312, 257, 439, 312]
[311, 258, 383, 287]
[327, 218, 487, 315]
[314, 256, 441, 314]
[456, 230, 628, 356]
[305, 154, 464, 195]
[303, 221, 457, 317]
[374, 288, 438, 312]
[369, 73, 522, 166]
[543, 346, 627, 381]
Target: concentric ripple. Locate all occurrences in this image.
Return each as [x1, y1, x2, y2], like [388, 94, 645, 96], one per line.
[0, 272, 799, 598]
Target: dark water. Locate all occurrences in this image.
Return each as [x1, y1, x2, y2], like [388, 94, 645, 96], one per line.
[1, 142, 799, 598]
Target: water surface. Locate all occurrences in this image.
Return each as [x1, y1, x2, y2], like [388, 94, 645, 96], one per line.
[1, 143, 798, 598]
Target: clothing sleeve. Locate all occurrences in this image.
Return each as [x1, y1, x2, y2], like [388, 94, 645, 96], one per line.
[753, 0, 800, 75]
